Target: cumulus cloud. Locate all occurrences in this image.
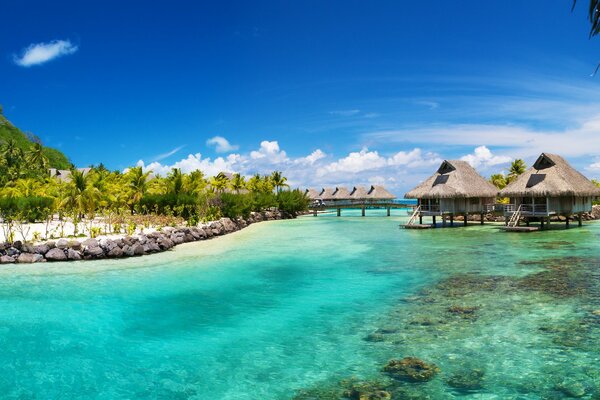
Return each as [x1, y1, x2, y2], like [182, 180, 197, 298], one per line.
[14, 39, 78, 67]
[206, 136, 239, 153]
[249, 140, 288, 163]
[295, 149, 327, 165]
[460, 146, 512, 169]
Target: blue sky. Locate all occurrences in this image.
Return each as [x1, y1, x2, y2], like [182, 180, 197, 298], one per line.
[2, 1, 600, 193]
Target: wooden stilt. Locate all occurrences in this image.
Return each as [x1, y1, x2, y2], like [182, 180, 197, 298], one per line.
[432, 216, 437, 227]
[386, 207, 391, 217]
[450, 215, 454, 227]
[361, 207, 365, 217]
[463, 214, 468, 226]
[480, 213, 484, 225]
[505, 217, 509, 226]
[578, 213, 582, 227]
[419, 215, 423, 225]
[313, 209, 317, 216]
[337, 208, 341, 217]
[526, 219, 530, 227]
[566, 216, 570, 229]
[541, 218, 545, 230]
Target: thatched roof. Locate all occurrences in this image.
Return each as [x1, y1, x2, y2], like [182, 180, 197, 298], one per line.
[350, 186, 370, 199]
[320, 187, 336, 200]
[367, 185, 396, 200]
[305, 188, 321, 200]
[500, 153, 600, 197]
[331, 187, 351, 199]
[404, 160, 498, 199]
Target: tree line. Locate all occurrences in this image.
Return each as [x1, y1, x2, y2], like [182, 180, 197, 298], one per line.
[0, 139, 308, 241]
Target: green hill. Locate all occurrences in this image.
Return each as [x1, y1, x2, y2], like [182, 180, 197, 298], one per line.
[0, 109, 71, 170]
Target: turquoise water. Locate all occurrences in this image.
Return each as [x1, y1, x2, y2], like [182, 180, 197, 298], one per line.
[0, 210, 599, 399]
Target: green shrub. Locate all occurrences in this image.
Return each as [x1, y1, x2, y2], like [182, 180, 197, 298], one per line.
[219, 193, 255, 219]
[276, 189, 309, 215]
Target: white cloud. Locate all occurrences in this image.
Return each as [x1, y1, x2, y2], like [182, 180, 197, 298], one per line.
[206, 136, 239, 153]
[14, 39, 78, 67]
[295, 149, 326, 165]
[317, 148, 387, 175]
[329, 109, 361, 116]
[364, 115, 600, 160]
[249, 140, 288, 163]
[153, 145, 185, 161]
[460, 146, 512, 169]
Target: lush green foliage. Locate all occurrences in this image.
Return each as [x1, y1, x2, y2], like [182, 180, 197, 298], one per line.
[0, 112, 307, 234]
[0, 113, 71, 181]
[0, 196, 54, 222]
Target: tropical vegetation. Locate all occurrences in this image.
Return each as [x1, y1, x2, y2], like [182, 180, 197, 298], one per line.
[0, 110, 308, 242]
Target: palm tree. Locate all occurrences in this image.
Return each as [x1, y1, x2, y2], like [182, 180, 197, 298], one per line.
[489, 173, 507, 190]
[210, 172, 229, 193]
[167, 168, 184, 195]
[26, 142, 49, 170]
[229, 173, 246, 193]
[507, 159, 527, 184]
[127, 166, 151, 209]
[573, 0, 600, 37]
[270, 171, 289, 192]
[185, 170, 207, 195]
[60, 169, 100, 233]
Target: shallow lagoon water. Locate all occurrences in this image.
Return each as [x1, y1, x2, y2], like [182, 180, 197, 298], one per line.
[0, 210, 598, 399]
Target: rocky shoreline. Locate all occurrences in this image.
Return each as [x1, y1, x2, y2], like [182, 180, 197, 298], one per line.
[0, 210, 293, 264]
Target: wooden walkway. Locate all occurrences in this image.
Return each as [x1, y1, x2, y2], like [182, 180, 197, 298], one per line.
[309, 202, 413, 217]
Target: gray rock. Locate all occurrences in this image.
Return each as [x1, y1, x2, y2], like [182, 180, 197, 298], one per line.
[45, 248, 67, 261]
[82, 238, 99, 248]
[184, 234, 195, 243]
[107, 247, 123, 258]
[12, 240, 23, 250]
[56, 239, 69, 249]
[85, 246, 105, 257]
[6, 247, 19, 257]
[143, 242, 160, 253]
[67, 248, 82, 260]
[0, 255, 15, 264]
[158, 238, 174, 250]
[17, 253, 44, 263]
[67, 240, 82, 250]
[33, 244, 50, 255]
[133, 244, 145, 255]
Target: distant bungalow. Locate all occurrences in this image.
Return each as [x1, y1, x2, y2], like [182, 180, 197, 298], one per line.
[305, 185, 397, 216]
[500, 153, 600, 229]
[404, 160, 498, 227]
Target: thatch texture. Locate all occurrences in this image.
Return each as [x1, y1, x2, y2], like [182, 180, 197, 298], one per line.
[404, 160, 498, 199]
[320, 187, 336, 200]
[350, 186, 370, 200]
[305, 188, 321, 200]
[331, 187, 352, 200]
[500, 153, 600, 197]
[367, 185, 396, 200]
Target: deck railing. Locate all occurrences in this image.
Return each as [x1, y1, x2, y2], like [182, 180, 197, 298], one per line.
[504, 204, 547, 214]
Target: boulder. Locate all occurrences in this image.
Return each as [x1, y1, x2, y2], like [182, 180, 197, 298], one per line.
[33, 244, 50, 255]
[0, 255, 15, 264]
[158, 238, 174, 250]
[133, 244, 145, 256]
[107, 246, 123, 258]
[143, 242, 160, 253]
[12, 240, 23, 250]
[383, 357, 440, 382]
[56, 239, 69, 249]
[0, 242, 6, 251]
[6, 247, 19, 257]
[82, 238, 99, 248]
[184, 234, 195, 243]
[17, 253, 45, 263]
[45, 248, 67, 261]
[67, 248, 82, 260]
[67, 240, 82, 250]
[85, 246, 105, 258]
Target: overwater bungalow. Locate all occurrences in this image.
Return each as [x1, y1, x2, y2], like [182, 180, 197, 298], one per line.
[367, 185, 396, 203]
[330, 187, 352, 202]
[404, 160, 497, 227]
[500, 153, 600, 229]
[349, 186, 369, 201]
[305, 188, 322, 201]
